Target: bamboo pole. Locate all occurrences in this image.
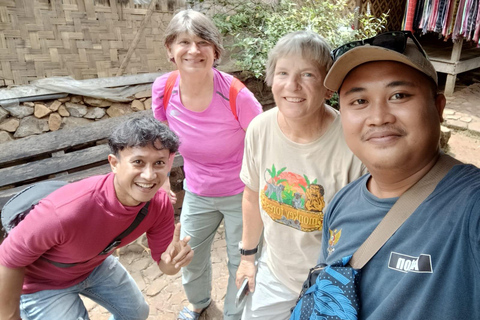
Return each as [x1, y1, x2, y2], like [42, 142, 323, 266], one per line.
[116, 0, 158, 77]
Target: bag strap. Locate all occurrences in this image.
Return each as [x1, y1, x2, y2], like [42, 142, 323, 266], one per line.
[45, 201, 150, 268]
[99, 201, 150, 255]
[163, 70, 179, 111]
[349, 153, 461, 269]
[229, 77, 245, 121]
[162, 70, 244, 122]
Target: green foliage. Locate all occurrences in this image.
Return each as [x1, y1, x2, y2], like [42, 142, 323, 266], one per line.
[358, 10, 389, 38]
[266, 164, 287, 185]
[282, 185, 295, 205]
[211, 0, 388, 79]
[328, 92, 340, 110]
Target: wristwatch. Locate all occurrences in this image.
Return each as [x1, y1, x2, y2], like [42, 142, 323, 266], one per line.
[238, 241, 258, 256]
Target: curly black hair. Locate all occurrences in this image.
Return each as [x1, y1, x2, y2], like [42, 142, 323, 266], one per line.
[108, 116, 179, 156]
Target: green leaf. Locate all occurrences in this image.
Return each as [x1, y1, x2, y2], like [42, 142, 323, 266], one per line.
[277, 167, 287, 176]
[266, 168, 273, 178]
[300, 184, 307, 193]
[303, 174, 310, 186]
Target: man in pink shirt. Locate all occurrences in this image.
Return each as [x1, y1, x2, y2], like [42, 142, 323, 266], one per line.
[0, 116, 193, 320]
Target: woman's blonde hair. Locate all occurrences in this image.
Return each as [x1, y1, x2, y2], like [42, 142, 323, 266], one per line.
[265, 31, 333, 86]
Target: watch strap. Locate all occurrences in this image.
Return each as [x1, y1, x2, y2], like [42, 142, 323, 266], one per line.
[240, 246, 258, 256]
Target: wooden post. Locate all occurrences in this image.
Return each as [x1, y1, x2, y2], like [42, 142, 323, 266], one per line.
[116, 0, 158, 77]
[444, 38, 463, 96]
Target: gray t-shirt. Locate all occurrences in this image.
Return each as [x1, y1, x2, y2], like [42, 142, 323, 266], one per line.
[322, 164, 480, 319]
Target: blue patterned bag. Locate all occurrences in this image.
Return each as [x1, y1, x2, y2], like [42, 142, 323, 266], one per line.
[290, 255, 360, 320]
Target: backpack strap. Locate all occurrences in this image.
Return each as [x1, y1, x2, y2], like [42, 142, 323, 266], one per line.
[163, 70, 179, 111]
[229, 77, 245, 122]
[98, 201, 150, 255]
[45, 201, 150, 268]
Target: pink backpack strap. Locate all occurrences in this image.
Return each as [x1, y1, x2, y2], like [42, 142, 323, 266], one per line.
[163, 70, 179, 111]
[229, 77, 245, 121]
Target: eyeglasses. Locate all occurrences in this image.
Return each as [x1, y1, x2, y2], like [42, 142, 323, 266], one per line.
[331, 31, 426, 61]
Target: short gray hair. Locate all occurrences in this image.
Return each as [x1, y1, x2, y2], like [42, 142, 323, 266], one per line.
[108, 116, 179, 156]
[265, 31, 333, 86]
[164, 9, 224, 62]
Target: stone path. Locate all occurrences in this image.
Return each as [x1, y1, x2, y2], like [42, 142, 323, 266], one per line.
[85, 82, 480, 320]
[444, 83, 480, 134]
[86, 221, 227, 320]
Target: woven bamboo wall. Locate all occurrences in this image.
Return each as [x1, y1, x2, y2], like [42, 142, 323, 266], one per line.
[0, 0, 183, 87]
[0, 0, 407, 87]
[358, 0, 407, 31]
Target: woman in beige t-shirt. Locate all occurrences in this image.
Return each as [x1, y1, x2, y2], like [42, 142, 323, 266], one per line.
[236, 31, 367, 320]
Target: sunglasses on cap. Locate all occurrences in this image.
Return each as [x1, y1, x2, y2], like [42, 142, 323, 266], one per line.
[331, 31, 426, 61]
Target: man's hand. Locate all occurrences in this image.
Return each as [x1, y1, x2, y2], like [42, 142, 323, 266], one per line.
[236, 257, 257, 293]
[159, 223, 193, 274]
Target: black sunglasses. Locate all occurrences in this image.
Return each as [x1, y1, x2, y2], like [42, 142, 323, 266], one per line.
[331, 31, 426, 61]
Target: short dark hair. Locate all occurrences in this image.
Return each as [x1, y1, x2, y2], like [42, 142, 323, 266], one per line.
[108, 116, 179, 156]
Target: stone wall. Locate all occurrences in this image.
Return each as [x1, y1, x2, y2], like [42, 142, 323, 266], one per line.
[0, 91, 153, 144]
[0, 74, 274, 143]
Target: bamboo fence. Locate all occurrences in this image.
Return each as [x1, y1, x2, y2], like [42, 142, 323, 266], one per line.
[0, 0, 180, 86]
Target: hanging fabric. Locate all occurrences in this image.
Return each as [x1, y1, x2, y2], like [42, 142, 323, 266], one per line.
[442, 0, 457, 37]
[427, 0, 440, 31]
[413, 0, 426, 31]
[464, 0, 479, 41]
[403, 0, 419, 31]
[404, 0, 479, 43]
[434, 0, 449, 33]
[474, 4, 480, 43]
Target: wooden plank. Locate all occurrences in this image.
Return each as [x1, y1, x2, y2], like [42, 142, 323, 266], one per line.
[0, 164, 112, 208]
[0, 72, 165, 101]
[0, 110, 151, 166]
[455, 56, 480, 74]
[430, 55, 480, 75]
[0, 144, 111, 188]
[430, 60, 455, 74]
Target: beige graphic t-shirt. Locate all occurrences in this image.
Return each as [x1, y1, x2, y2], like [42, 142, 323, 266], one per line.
[240, 107, 366, 292]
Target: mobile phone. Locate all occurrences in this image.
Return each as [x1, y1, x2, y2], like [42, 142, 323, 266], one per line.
[235, 278, 249, 308]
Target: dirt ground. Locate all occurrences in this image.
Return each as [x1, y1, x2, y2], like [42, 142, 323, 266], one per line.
[448, 130, 480, 168]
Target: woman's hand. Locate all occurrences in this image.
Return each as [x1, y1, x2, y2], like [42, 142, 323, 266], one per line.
[236, 256, 257, 293]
